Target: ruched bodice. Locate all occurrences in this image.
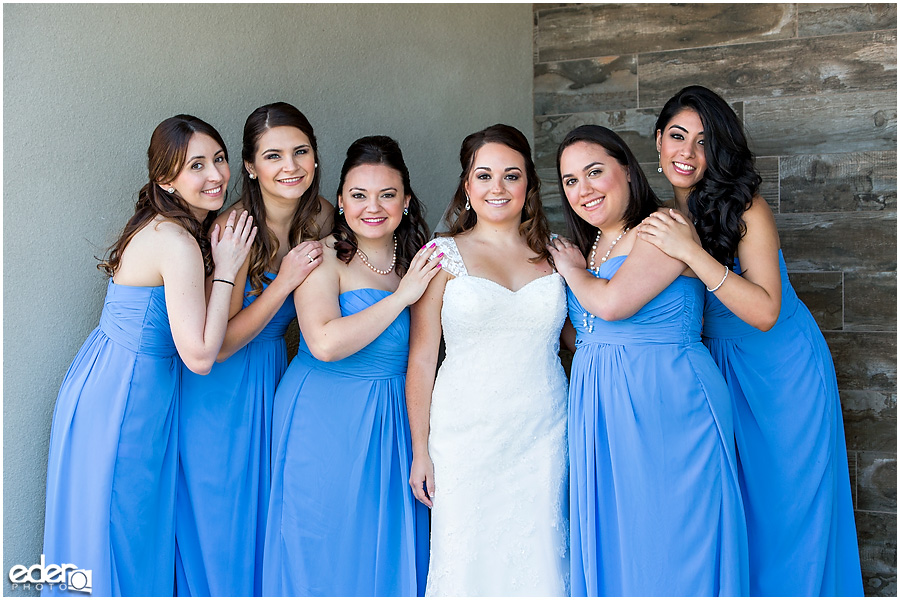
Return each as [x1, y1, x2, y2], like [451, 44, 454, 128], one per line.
[568, 255, 703, 346]
[292, 288, 409, 379]
[242, 272, 297, 341]
[703, 250, 800, 339]
[99, 281, 175, 356]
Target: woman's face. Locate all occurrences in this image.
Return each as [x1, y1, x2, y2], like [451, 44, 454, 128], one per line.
[656, 108, 707, 193]
[338, 163, 409, 243]
[559, 141, 631, 231]
[246, 126, 316, 205]
[463, 142, 528, 225]
[163, 133, 230, 220]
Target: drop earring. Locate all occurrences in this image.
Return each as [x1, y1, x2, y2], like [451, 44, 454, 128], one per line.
[464, 194, 471, 211]
[403, 207, 409, 216]
[657, 153, 663, 174]
[338, 207, 344, 215]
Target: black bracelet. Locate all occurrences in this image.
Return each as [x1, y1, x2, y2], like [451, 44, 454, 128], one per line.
[212, 278, 235, 286]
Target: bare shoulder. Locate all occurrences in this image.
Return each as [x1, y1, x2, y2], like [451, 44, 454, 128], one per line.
[315, 234, 343, 270]
[742, 195, 778, 236]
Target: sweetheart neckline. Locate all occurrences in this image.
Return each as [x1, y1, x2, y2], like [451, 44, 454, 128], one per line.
[448, 272, 561, 294]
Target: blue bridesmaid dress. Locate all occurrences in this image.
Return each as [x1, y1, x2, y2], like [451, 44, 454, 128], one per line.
[567, 256, 749, 596]
[703, 250, 863, 596]
[175, 274, 296, 596]
[262, 288, 429, 596]
[42, 281, 179, 596]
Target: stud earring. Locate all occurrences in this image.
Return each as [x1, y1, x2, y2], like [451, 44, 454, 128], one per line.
[314, 162, 318, 169]
[657, 153, 663, 174]
[249, 173, 257, 180]
[167, 187, 175, 193]
[464, 194, 471, 211]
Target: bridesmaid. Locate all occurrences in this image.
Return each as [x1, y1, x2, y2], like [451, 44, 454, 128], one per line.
[42, 115, 256, 596]
[638, 84, 863, 596]
[548, 125, 748, 596]
[175, 102, 332, 596]
[262, 135, 438, 596]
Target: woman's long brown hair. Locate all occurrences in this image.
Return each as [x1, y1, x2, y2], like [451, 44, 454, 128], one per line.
[98, 115, 226, 277]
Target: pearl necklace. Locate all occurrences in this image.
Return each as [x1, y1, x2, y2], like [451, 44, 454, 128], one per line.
[357, 236, 397, 275]
[588, 227, 629, 274]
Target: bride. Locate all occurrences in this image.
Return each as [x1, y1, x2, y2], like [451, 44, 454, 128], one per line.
[406, 124, 570, 596]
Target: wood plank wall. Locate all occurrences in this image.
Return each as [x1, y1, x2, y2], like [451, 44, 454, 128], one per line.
[532, 3, 897, 595]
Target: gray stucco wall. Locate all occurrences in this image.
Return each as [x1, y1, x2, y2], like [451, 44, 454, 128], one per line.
[3, 4, 534, 593]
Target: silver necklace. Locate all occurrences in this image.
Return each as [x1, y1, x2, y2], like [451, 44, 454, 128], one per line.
[357, 236, 397, 275]
[588, 227, 629, 274]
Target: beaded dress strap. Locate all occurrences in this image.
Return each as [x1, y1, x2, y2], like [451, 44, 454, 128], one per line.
[431, 236, 467, 278]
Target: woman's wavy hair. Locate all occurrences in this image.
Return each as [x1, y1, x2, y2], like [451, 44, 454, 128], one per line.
[439, 124, 552, 264]
[240, 102, 323, 296]
[333, 135, 429, 276]
[555, 125, 660, 258]
[655, 85, 761, 267]
[98, 114, 224, 277]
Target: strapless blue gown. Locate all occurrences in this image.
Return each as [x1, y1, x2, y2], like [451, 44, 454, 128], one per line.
[703, 250, 863, 596]
[567, 256, 749, 596]
[42, 281, 179, 596]
[262, 288, 428, 596]
[175, 275, 296, 596]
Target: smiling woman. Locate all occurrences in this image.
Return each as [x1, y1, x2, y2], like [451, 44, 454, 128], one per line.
[262, 135, 435, 596]
[406, 124, 570, 596]
[175, 102, 331, 597]
[41, 115, 256, 597]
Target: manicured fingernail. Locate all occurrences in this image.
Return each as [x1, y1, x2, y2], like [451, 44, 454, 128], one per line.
[430, 243, 436, 248]
[437, 263, 442, 268]
[438, 252, 444, 258]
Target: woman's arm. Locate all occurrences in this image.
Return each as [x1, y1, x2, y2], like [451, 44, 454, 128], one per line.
[295, 244, 443, 362]
[549, 233, 686, 321]
[215, 239, 324, 361]
[637, 199, 782, 330]
[162, 210, 257, 374]
[405, 270, 450, 508]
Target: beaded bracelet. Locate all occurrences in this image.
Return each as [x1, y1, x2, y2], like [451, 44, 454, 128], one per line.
[212, 279, 235, 287]
[706, 265, 729, 293]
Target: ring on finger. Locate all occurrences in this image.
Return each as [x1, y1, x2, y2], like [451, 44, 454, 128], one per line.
[306, 253, 314, 263]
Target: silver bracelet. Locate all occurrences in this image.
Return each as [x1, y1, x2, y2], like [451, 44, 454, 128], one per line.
[706, 265, 729, 293]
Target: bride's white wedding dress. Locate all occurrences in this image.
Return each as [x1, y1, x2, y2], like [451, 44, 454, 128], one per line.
[424, 236, 569, 597]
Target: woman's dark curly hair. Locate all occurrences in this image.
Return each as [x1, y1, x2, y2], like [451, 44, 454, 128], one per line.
[439, 124, 552, 264]
[240, 102, 324, 297]
[555, 125, 660, 258]
[333, 136, 429, 276]
[655, 85, 761, 267]
[98, 114, 223, 277]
